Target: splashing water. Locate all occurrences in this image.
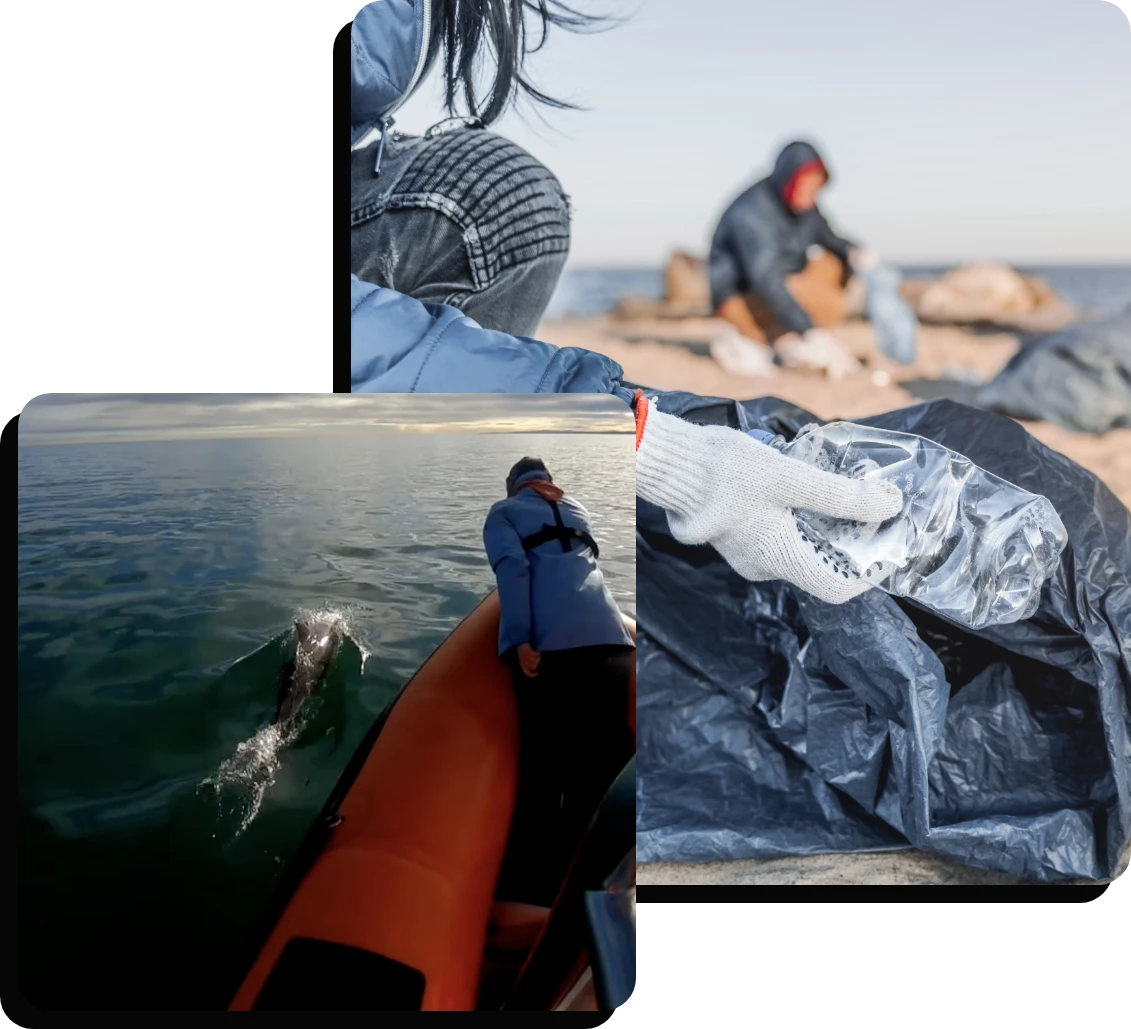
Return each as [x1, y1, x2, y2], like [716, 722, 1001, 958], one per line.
[198, 722, 291, 837]
[294, 603, 374, 671]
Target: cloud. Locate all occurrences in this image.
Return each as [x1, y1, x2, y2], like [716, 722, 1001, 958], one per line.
[18, 393, 633, 445]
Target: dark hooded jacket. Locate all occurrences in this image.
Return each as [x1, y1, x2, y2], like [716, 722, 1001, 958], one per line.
[708, 141, 856, 335]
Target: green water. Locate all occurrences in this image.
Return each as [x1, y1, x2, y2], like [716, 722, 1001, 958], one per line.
[17, 431, 635, 1010]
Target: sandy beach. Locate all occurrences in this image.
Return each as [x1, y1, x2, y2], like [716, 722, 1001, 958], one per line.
[539, 310, 1131, 886]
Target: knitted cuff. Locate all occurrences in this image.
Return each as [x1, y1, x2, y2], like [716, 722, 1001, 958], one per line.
[635, 407, 716, 519]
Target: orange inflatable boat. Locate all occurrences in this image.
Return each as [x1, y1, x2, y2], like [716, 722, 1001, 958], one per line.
[229, 591, 635, 1011]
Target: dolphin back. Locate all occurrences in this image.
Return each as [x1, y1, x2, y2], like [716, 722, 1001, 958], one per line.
[274, 619, 343, 727]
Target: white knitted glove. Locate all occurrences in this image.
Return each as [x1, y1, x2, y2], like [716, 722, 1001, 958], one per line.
[708, 329, 778, 378]
[636, 408, 903, 604]
[777, 329, 862, 381]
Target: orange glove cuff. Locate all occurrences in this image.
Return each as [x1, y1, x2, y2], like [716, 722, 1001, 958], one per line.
[633, 389, 649, 452]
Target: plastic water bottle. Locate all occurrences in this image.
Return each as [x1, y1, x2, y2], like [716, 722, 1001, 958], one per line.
[747, 422, 1068, 629]
[861, 266, 918, 365]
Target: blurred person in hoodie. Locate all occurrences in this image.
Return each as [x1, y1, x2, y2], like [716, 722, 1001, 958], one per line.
[708, 141, 882, 380]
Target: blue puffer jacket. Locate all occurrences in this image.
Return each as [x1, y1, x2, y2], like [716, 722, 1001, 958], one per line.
[349, 1, 629, 397]
[482, 471, 633, 656]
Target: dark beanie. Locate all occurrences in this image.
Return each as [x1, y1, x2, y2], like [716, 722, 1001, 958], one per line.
[506, 457, 552, 496]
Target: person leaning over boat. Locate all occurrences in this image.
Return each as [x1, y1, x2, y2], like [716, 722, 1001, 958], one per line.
[483, 458, 635, 906]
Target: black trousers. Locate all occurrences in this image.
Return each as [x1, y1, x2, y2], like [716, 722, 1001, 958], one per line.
[495, 644, 636, 906]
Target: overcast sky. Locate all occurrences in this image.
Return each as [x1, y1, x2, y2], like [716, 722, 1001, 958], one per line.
[18, 394, 633, 445]
[391, 0, 1131, 266]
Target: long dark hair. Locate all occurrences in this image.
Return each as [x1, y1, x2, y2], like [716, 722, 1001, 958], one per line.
[427, 1, 612, 126]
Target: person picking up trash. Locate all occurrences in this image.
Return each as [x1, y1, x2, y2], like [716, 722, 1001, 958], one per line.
[350, 0, 634, 394]
[708, 141, 887, 380]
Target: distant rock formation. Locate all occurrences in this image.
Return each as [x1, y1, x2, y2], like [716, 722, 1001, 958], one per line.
[903, 263, 1076, 333]
[665, 252, 711, 306]
[613, 251, 713, 319]
[612, 255, 1076, 333]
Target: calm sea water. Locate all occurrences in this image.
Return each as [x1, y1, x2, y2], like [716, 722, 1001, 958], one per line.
[17, 431, 634, 1010]
[543, 265, 1131, 321]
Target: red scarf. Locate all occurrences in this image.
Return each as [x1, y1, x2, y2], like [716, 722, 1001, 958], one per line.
[516, 479, 565, 502]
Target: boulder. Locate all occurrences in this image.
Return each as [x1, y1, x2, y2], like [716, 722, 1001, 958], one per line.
[664, 251, 711, 305]
[905, 263, 1075, 332]
[613, 251, 713, 319]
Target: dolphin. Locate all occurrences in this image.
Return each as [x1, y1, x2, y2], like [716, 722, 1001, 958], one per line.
[274, 617, 343, 729]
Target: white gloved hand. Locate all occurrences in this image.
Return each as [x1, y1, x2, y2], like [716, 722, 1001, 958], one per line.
[708, 329, 778, 378]
[776, 328, 862, 380]
[849, 247, 881, 273]
[636, 408, 902, 604]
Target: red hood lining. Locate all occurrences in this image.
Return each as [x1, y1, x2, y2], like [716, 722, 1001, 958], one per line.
[782, 158, 828, 209]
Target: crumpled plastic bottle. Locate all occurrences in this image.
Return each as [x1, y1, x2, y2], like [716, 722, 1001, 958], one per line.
[748, 422, 1068, 629]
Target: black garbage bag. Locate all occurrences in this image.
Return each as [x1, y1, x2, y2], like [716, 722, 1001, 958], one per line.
[976, 310, 1131, 434]
[636, 394, 1131, 882]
